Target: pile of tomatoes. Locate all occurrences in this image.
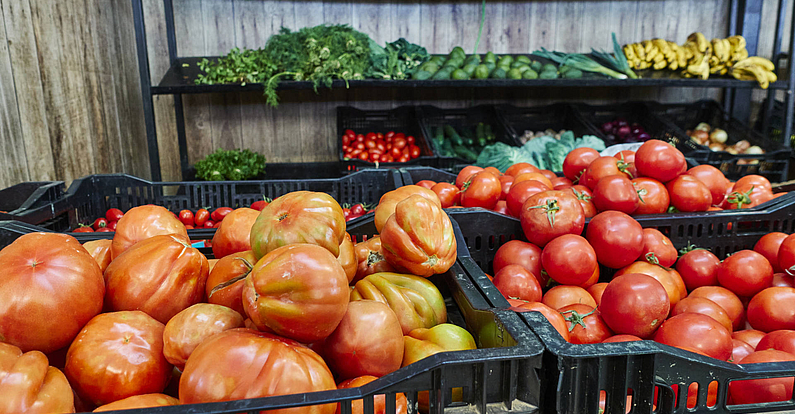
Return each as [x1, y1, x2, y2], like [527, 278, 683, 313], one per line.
[416, 139, 786, 218]
[341, 130, 423, 163]
[479, 175, 795, 405]
[0, 187, 471, 412]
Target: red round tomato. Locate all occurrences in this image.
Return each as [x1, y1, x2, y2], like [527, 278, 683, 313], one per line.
[653, 313, 732, 360]
[689, 286, 746, 331]
[616, 261, 686, 307]
[716, 250, 773, 298]
[499, 175, 514, 200]
[632, 177, 670, 215]
[416, 180, 436, 189]
[206, 251, 257, 315]
[772, 272, 795, 287]
[324, 300, 404, 379]
[635, 139, 686, 183]
[671, 297, 733, 332]
[460, 171, 502, 209]
[163, 303, 244, 370]
[676, 249, 720, 291]
[409, 145, 421, 159]
[336, 376, 408, 414]
[559, 304, 613, 344]
[746, 287, 795, 332]
[455, 166, 484, 188]
[755, 232, 788, 273]
[0, 233, 104, 353]
[110, 205, 189, 259]
[65, 311, 171, 406]
[724, 183, 772, 209]
[493, 240, 543, 285]
[506, 180, 550, 217]
[733, 329, 766, 349]
[592, 175, 639, 214]
[514, 172, 553, 189]
[511, 301, 570, 342]
[493, 200, 509, 215]
[541, 235, 597, 286]
[178, 209, 194, 226]
[180, 328, 336, 414]
[493, 264, 542, 302]
[735, 174, 772, 194]
[666, 175, 712, 212]
[543, 285, 597, 310]
[105, 208, 125, 222]
[616, 150, 636, 164]
[777, 233, 795, 274]
[505, 163, 539, 177]
[731, 339, 755, 363]
[580, 156, 635, 190]
[565, 185, 596, 218]
[243, 244, 349, 343]
[599, 273, 670, 338]
[431, 182, 460, 208]
[588, 283, 608, 306]
[729, 350, 795, 404]
[585, 211, 644, 269]
[686, 165, 731, 205]
[551, 176, 573, 190]
[756, 330, 795, 355]
[211, 208, 259, 259]
[602, 334, 642, 343]
[520, 190, 585, 247]
[640, 229, 677, 268]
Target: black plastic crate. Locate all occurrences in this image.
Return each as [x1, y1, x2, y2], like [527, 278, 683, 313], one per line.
[183, 161, 357, 181]
[338, 106, 436, 169]
[417, 105, 519, 169]
[19, 169, 402, 233]
[496, 103, 606, 146]
[445, 208, 795, 414]
[0, 181, 66, 224]
[754, 98, 794, 147]
[652, 100, 791, 182]
[400, 166, 458, 186]
[0, 216, 545, 414]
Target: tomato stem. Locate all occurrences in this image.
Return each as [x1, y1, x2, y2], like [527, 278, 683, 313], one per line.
[727, 185, 754, 209]
[528, 199, 560, 227]
[560, 308, 596, 332]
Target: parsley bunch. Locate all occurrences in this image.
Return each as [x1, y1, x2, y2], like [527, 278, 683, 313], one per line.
[194, 149, 266, 181]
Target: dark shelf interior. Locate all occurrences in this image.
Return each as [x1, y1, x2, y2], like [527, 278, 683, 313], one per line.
[153, 56, 790, 95]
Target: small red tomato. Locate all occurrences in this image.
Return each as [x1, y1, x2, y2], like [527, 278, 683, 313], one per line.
[342, 135, 351, 146]
[350, 204, 366, 216]
[355, 142, 366, 150]
[359, 152, 369, 161]
[178, 209, 194, 226]
[386, 131, 395, 139]
[93, 217, 109, 230]
[211, 207, 233, 222]
[203, 220, 216, 229]
[185, 224, 195, 229]
[95, 227, 114, 233]
[371, 153, 382, 162]
[376, 132, 384, 140]
[73, 225, 94, 233]
[250, 199, 270, 211]
[366, 132, 376, 140]
[393, 137, 407, 150]
[345, 129, 355, 136]
[356, 134, 365, 142]
[408, 145, 421, 159]
[398, 155, 410, 163]
[195, 209, 210, 227]
[415, 180, 437, 189]
[107, 220, 118, 231]
[407, 135, 415, 145]
[105, 208, 124, 222]
[390, 147, 402, 158]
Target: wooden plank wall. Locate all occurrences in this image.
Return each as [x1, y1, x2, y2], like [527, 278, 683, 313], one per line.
[0, 0, 790, 187]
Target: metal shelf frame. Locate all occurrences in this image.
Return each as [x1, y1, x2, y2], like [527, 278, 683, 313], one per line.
[132, 0, 795, 181]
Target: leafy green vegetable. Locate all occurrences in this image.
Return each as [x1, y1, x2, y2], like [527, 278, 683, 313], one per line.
[194, 149, 267, 181]
[533, 48, 627, 79]
[367, 38, 429, 80]
[476, 132, 605, 172]
[590, 33, 638, 79]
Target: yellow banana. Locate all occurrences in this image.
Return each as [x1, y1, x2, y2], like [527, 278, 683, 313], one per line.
[653, 38, 670, 55]
[643, 40, 655, 54]
[624, 45, 637, 61]
[728, 35, 746, 50]
[653, 60, 667, 70]
[709, 55, 721, 67]
[710, 63, 725, 74]
[687, 32, 709, 53]
[731, 64, 769, 88]
[687, 55, 710, 80]
[712, 38, 728, 62]
[731, 48, 749, 62]
[633, 43, 646, 61]
[730, 67, 757, 81]
[668, 60, 679, 71]
[646, 46, 660, 62]
[734, 56, 775, 71]
[766, 70, 777, 83]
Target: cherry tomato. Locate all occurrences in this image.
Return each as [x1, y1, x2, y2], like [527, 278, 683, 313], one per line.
[460, 171, 501, 210]
[105, 208, 124, 222]
[390, 147, 402, 158]
[455, 166, 484, 189]
[580, 156, 635, 190]
[251, 199, 270, 211]
[342, 135, 351, 146]
[365, 132, 376, 140]
[194, 209, 210, 227]
[562, 148, 601, 182]
[559, 304, 613, 344]
[370, 153, 382, 163]
[355, 142, 366, 150]
[408, 145, 421, 159]
[542, 285, 596, 310]
[385, 131, 395, 140]
[406, 135, 415, 145]
[95, 227, 114, 233]
[689, 286, 746, 331]
[202, 220, 216, 229]
[541, 235, 597, 286]
[585, 211, 644, 269]
[746, 287, 795, 332]
[631, 178, 670, 215]
[671, 297, 734, 332]
[640, 229, 677, 268]
[506, 181, 551, 217]
[635, 139, 686, 183]
[365, 139, 377, 150]
[733, 329, 766, 349]
[565, 185, 596, 218]
[493, 240, 544, 286]
[754, 232, 788, 273]
[653, 313, 732, 360]
[107, 220, 118, 231]
[393, 137, 407, 150]
[498, 175, 514, 200]
[505, 163, 539, 177]
[359, 152, 370, 161]
[676, 248, 720, 291]
[592, 175, 639, 214]
[178, 210, 195, 226]
[350, 204, 366, 216]
[93, 217, 109, 230]
[666, 175, 712, 212]
[686, 165, 731, 205]
[520, 190, 585, 248]
[430, 183, 460, 208]
[600, 273, 670, 338]
[717, 250, 773, 298]
[777, 233, 795, 274]
[493, 265, 542, 302]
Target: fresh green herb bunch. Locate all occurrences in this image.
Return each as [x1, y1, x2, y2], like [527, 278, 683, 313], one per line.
[196, 48, 277, 86]
[367, 38, 429, 80]
[194, 149, 267, 181]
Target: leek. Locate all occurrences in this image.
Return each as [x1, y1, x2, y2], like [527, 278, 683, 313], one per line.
[590, 33, 638, 79]
[533, 48, 627, 79]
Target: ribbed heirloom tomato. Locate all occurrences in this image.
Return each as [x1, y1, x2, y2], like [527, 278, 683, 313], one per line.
[110, 205, 189, 259]
[211, 207, 260, 259]
[162, 303, 245, 370]
[520, 190, 584, 247]
[206, 250, 257, 315]
[93, 394, 179, 411]
[82, 239, 112, 272]
[0, 342, 74, 413]
[353, 236, 395, 283]
[374, 186, 441, 233]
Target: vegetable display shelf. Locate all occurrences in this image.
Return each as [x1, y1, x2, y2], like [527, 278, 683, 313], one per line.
[651, 99, 791, 182]
[0, 181, 66, 225]
[496, 103, 605, 146]
[445, 208, 795, 414]
[0, 216, 546, 414]
[0, 169, 401, 234]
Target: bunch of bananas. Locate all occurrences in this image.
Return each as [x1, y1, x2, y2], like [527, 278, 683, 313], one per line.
[622, 33, 776, 88]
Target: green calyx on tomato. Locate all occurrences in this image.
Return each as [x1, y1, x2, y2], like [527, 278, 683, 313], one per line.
[644, 252, 672, 271]
[678, 243, 708, 256]
[726, 185, 754, 209]
[570, 187, 592, 201]
[561, 308, 597, 332]
[635, 185, 647, 203]
[616, 159, 635, 179]
[528, 199, 561, 227]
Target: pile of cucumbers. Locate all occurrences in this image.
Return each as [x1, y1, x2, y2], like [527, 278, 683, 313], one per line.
[432, 123, 496, 162]
[411, 47, 584, 80]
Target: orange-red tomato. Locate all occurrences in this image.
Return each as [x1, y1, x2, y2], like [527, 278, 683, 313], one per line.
[82, 239, 112, 273]
[336, 376, 408, 414]
[431, 182, 461, 208]
[338, 233, 357, 283]
[110, 205, 188, 259]
[511, 301, 570, 342]
[162, 303, 244, 370]
[93, 394, 179, 411]
[211, 207, 259, 259]
[0, 342, 74, 413]
[543, 285, 597, 310]
[206, 250, 257, 315]
[353, 236, 395, 283]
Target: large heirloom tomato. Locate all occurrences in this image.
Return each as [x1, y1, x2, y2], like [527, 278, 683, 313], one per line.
[250, 191, 346, 259]
[82, 239, 112, 272]
[323, 300, 404, 379]
[599, 273, 670, 338]
[520, 190, 584, 247]
[163, 303, 244, 370]
[729, 350, 795, 404]
[351, 272, 446, 335]
[211, 207, 259, 259]
[206, 250, 257, 315]
[0, 342, 74, 413]
[634, 139, 686, 183]
[242, 244, 349, 343]
[105, 234, 210, 324]
[180, 328, 336, 414]
[65, 311, 171, 406]
[402, 324, 476, 367]
[0, 233, 104, 353]
[374, 186, 440, 233]
[354, 236, 395, 283]
[338, 233, 357, 283]
[93, 394, 179, 411]
[653, 313, 732, 361]
[336, 376, 408, 414]
[380, 195, 457, 277]
[110, 205, 188, 259]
